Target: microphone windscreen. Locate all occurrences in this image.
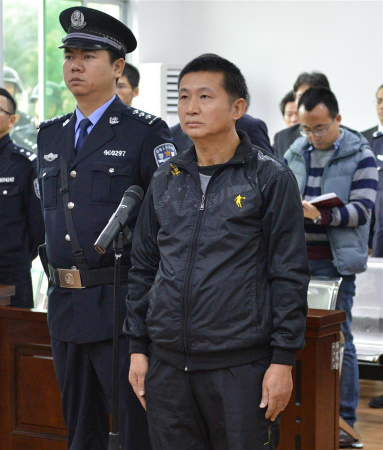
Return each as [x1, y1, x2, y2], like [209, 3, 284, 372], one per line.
[124, 185, 144, 202]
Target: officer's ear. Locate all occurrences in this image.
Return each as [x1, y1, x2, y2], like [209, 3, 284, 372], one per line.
[8, 113, 18, 130]
[113, 58, 125, 80]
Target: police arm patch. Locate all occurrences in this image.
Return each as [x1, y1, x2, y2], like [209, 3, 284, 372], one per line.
[154, 143, 177, 167]
[33, 178, 41, 199]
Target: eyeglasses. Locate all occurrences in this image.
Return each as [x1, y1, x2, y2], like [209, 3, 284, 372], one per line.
[300, 118, 335, 137]
[0, 106, 13, 116]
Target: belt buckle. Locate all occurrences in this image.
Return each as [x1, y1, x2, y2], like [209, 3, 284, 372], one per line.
[57, 267, 84, 289]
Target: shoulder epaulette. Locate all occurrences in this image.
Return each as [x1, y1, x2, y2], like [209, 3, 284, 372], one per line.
[12, 145, 37, 162]
[38, 113, 72, 130]
[123, 106, 160, 126]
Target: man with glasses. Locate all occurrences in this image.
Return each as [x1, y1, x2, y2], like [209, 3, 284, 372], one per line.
[273, 71, 331, 160]
[285, 87, 378, 449]
[0, 87, 44, 307]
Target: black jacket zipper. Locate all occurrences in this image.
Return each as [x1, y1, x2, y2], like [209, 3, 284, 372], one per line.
[178, 161, 244, 371]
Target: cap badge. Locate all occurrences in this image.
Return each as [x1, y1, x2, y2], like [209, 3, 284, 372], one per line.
[71, 10, 86, 30]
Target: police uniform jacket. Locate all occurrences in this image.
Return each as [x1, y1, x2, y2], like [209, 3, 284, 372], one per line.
[362, 126, 383, 256]
[37, 96, 176, 343]
[0, 134, 45, 305]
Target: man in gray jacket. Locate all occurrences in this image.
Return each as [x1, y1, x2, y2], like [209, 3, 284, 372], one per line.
[285, 87, 378, 448]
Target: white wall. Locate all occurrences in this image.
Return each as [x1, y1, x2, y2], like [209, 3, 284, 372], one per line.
[131, 0, 383, 141]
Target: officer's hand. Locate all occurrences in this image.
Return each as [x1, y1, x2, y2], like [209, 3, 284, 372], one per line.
[260, 363, 293, 421]
[129, 353, 149, 410]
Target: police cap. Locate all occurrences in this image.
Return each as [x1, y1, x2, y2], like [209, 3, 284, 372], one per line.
[59, 7, 137, 58]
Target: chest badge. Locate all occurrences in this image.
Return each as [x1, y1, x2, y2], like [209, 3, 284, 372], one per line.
[44, 153, 58, 162]
[109, 116, 119, 125]
[235, 194, 246, 208]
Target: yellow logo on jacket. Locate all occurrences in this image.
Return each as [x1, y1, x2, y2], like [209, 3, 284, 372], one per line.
[235, 194, 246, 208]
[170, 164, 181, 176]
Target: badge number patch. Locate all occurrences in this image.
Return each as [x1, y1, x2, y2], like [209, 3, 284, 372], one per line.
[154, 143, 177, 167]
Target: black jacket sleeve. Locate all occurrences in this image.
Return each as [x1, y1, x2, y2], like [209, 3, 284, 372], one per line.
[123, 181, 160, 354]
[26, 161, 45, 260]
[261, 168, 309, 365]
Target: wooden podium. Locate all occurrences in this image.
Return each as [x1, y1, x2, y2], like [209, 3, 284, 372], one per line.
[279, 309, 345, 450]
[0, 285, 344, 449]
[0, 286, 67, 449]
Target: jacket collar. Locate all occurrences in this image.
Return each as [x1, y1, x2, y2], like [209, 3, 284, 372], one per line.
[172, 130, 255, 169]
[289, 127, 367, 160]
[0, 133, 11, 152]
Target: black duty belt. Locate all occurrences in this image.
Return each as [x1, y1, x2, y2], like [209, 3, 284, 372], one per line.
[48, 263, 130, 289]
[44, 155, 129, 289]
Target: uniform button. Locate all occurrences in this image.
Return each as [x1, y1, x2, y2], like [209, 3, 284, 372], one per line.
[109, 168, 115, 173]
[67, 202, 75, 209]
[70, 170, 77, 178]
[65, 234, 71, 241]
[2, 190, 7, 195]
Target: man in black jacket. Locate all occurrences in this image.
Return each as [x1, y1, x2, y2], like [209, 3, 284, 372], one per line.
[125, 54, 309, 450]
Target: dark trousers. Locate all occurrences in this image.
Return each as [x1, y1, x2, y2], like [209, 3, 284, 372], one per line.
[145, 355, 279, 450]
[51, 336, 151, 450]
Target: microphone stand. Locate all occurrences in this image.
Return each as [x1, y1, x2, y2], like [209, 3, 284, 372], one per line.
[108, 230, 124, 450]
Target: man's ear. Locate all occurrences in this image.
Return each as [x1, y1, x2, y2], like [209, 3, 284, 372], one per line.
[8, 114, 17, 129]
[336, 113, 342, 126]
[133, 87, 139, 99]
[232, 98, 247, 121]
[113, 58, 125, 79]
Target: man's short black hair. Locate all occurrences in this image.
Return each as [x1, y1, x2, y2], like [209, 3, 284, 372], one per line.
[293, 71, 330, 93]
[122, 63, 140, 89]
[178, 53, 249, 105]
[107, 49, 122, 64]
[0, 87, 17, 114]
[279, 90, 295, 115]
[298, 87, 339, 119]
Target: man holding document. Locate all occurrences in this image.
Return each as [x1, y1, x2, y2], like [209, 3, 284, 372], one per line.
[285, 87, 378, 448]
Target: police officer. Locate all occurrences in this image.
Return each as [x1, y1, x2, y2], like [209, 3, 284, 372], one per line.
[362, 84, 383, 258]
[3, 66, 36, 152]
[37, 6, 176, 450]
[0, 88, 44, 307]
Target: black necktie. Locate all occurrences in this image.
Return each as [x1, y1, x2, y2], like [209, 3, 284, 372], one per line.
[75, 118, 92, 153]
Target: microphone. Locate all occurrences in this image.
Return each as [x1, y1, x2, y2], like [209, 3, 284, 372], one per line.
[94, 185, 144, 254]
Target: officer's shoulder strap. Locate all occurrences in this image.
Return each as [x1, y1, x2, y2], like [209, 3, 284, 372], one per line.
[38, 113, 72, 130]
[12, 145, 37, 162]
[123, 106, 161, 126]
